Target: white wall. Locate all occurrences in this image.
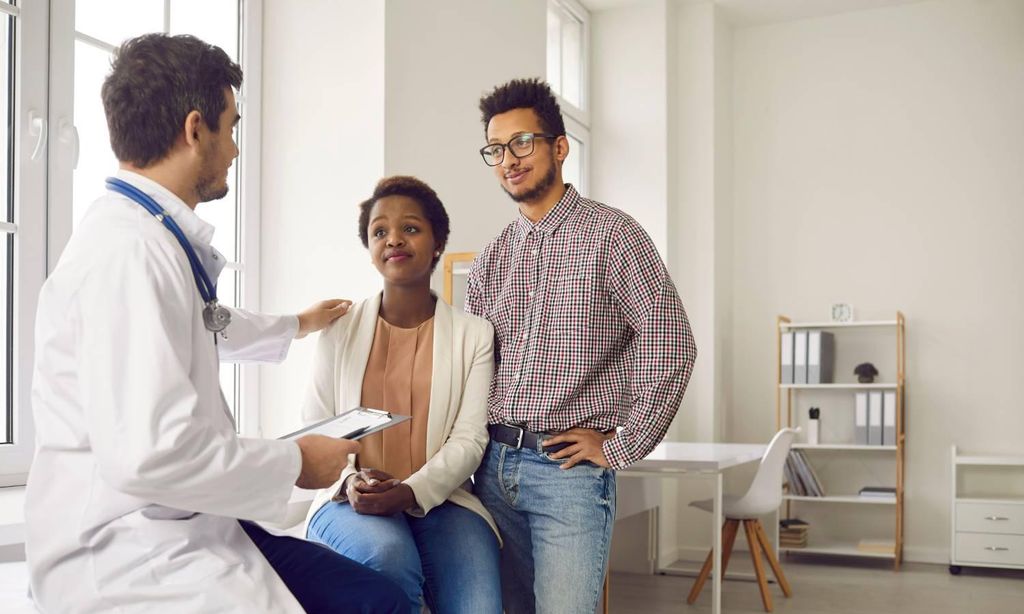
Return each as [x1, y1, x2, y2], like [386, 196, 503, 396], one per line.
[591, 0, 669, 258]
[260, 0, 546, 438]
[729, 0, 1024, 562]
[384, 0, 547, 279]
[260, 0, 386, 438]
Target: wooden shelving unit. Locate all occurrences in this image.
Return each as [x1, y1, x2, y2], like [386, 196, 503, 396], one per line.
[776, 312, 906, 568]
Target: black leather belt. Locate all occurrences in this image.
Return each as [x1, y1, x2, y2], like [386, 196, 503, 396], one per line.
[488, 424, 571, 454]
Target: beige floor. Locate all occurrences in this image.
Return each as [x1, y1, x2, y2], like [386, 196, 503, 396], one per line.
[607, 555, 1024, 614]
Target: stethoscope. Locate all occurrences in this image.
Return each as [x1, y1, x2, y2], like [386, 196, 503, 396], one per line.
[105, 177, 232, 338]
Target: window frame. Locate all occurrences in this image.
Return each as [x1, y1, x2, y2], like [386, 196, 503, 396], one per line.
[0, 0, 50, 487]
[0, 0, 264, 486]
[548, 0, 591, 195]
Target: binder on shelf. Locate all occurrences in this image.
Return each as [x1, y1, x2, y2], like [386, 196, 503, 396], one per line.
[780, 331, 794, 384]
[855, 392, 869, 445]
[868, 391, 883, 445]
[882, 391, 897, 445]
[793, 330, 808, 384]
[807, 330, 835, 384]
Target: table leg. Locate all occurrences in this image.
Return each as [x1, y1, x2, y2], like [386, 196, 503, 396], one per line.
[712, 471, 723, 614]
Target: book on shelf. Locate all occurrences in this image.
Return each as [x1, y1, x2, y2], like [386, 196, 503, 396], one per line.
[779, 518, 809, 548]
[785, 450, 825, 496]
[857, 539, 895, 555]
[858, 486, 896, 500]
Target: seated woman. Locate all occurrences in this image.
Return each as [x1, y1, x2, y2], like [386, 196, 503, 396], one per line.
[303, 176, 501, 614]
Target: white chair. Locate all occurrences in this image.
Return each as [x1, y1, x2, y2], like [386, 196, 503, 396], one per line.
[686, 428, 798, 612]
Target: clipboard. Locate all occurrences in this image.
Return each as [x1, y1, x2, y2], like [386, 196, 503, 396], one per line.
[280, 407, 410, 441]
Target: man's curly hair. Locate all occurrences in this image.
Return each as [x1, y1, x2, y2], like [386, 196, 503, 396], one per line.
[478, 78, 566, 136]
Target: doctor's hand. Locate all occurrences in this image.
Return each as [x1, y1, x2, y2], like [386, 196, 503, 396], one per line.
[543, 428, 615, 470]
[348, 469, 416, 516]
[295, 299, 353, 339]
[294, 435, 360, 489]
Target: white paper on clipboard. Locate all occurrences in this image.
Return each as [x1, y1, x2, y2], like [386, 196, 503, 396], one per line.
[280, 407, 409, 441]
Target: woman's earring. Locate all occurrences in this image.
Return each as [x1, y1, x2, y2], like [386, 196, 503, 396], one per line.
[434, 251, 440, 257]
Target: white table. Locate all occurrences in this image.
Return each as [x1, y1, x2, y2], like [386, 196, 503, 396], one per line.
[619, 442, 766, 614]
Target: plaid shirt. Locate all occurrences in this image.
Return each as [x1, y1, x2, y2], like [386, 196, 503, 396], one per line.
[465, 185, 697, 469]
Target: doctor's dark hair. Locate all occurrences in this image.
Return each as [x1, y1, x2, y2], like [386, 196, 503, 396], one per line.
[102, 33, 242, 167]
[358, 176, 450, 271]
[478, 78, 566, 137]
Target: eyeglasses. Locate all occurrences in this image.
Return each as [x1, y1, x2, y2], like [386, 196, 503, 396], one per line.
[479, 133, 559, 166]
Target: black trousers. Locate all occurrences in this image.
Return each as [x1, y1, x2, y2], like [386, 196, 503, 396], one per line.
[240, 520, 405, 614]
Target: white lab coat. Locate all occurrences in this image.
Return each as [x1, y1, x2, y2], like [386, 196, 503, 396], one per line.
[25, 171, 306, 613]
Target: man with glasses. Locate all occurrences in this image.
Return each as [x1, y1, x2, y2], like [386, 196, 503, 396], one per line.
[467, 78, 697, 613]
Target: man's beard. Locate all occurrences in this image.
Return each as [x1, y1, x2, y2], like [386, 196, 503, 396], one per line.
[195, 171, 229, 203]
[503, 159, 557, 204]
[195, 148, 230, 203]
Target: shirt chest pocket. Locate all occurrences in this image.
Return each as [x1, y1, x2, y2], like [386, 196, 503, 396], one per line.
[546, 273, 596, 332]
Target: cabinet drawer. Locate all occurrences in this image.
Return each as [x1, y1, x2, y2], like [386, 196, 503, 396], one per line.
[955, 532, 1024, 567]
[956, 502, 1024, 534]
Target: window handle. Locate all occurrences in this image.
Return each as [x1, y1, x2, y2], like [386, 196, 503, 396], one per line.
[984, 546, 1009, 552]
[58, 119, 80, 170]
[985, 516, 1010, 521]
[29, 111, 48, 162]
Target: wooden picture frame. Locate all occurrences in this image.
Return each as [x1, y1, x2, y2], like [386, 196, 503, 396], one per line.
[442, 252, 477, 307]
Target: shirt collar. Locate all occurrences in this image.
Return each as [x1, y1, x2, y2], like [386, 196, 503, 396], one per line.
[515, 184, 580, 237]
[114, 169, 216, 248]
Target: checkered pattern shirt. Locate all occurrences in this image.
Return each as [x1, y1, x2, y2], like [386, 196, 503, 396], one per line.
[465, 185, 697, 470]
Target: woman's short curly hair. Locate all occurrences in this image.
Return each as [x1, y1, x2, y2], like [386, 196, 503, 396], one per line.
[357, 176, 450, 271]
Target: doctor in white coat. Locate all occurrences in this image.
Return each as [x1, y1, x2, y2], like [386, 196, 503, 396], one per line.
[24, 34, 405, 614]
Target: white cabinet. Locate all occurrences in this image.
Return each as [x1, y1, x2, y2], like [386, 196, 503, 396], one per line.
[949, 447, 1024, 573]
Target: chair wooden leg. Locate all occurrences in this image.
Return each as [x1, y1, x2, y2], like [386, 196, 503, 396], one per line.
[602, 571, 609, 614]
[754, 519, 792, 597]
[686, 519, 740, 604]
[743, 519, 773, 612]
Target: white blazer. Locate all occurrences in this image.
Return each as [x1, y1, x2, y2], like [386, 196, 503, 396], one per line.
[302, 293, 499, 540]
[26, 171, 306, 614]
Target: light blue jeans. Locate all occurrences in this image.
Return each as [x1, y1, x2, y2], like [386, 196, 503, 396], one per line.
[307, 499, 501, 614]
[474, 440, 616, 614]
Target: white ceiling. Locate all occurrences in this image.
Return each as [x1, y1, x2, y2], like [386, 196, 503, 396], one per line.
[579, 0, 930, 27]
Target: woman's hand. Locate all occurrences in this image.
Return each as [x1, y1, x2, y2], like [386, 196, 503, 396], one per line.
[347, 468, 417, 516]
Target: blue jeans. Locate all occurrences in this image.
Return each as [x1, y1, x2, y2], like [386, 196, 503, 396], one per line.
[474, 441, 616, 614]
[307, 500, 501, 614]
[239, 520, 405, 613]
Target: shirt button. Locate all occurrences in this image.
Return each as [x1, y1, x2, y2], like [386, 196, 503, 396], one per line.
[522, 333, 528, 341]
[528, 291, 534, 298]
[532, 249, 539, 257]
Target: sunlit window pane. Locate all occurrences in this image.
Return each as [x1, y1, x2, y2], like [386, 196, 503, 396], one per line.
[72, 41, 118, 226]
[169, 0, 239, 59]
[0, 14, 9, 225]
[0, 234, 8, 444]
[559, 12, 582, 108]
[546, 2, 584, 110]
[2, 14, 12, 444]
[76, 0, 163, 46]
[546, 7, 562, 96]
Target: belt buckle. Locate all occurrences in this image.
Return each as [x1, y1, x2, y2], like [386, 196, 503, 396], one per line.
[513, 426, 525, 449]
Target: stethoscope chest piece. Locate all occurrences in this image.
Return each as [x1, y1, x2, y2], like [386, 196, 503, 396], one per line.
[203, 302, 232, 337]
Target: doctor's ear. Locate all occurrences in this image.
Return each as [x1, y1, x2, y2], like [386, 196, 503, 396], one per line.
[183, 110, 204, 146]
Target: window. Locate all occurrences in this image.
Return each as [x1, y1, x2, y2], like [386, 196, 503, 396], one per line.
[547, 0, 590, 194]
[51, 0, 256, 432]
[0, 0, 48, 485]
[1, 1, 261, 484]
